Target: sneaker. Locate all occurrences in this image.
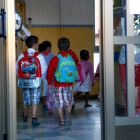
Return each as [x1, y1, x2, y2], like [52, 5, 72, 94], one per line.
[22, 113, 28, 122]
[85, 104, 92, 107]
[32, 118, 40, 126]
[42, 105, 48, 110]
[59, 120, 66, 126]
[95, 101, 100, 106]
[65, 112, 72, 126]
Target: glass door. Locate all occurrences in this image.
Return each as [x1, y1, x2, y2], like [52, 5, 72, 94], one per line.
[100, 0, 140, 139]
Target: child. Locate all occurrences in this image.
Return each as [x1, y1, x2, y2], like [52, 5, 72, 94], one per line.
[16, 35, 47, 126]
[73, 50, 94, 109]
[38, 41, 54, 110]
[47, 37, 79, 126]
[46, 87, 56, 114]
[95, 63, 100, 106]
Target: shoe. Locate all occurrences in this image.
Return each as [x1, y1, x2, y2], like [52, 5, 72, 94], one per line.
[65, 112, 72, 126]
[59, 120, 66, 126]
[32, 118, 40, 126]
[95, 101, 100, 106]
[85, 104, 92, 107]
[72, 104, 75, 110]
[22, 113, 28, 122]
[42, 105, 48, 110]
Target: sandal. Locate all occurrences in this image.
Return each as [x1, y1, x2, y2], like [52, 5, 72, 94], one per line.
[59, 120, 65, 126]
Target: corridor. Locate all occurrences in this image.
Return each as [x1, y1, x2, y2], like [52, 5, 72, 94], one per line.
[17, 100, 101, 140]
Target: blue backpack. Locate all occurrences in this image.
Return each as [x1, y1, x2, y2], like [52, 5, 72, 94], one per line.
[55, 54, 78, 83]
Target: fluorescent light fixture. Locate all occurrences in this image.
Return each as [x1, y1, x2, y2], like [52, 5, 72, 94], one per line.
[130, 0, 140, 14]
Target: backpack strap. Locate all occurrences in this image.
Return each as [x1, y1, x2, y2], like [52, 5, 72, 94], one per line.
[34, 52, 40, 57]
[23, 51, 28, 57]
[57, 54, 63, 59]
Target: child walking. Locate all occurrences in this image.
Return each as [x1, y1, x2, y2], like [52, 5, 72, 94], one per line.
[47, 37, 79, 126]
[73, 50, 94, 109]
[38, 41, 54, 110]
[16, 36, 47, 126]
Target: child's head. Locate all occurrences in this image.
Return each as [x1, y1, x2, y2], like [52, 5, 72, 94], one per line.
[58, 37, 70, 51]
[25, 35, 39, 50]
[80, 50, 90, 60]
[38, 43, 44, 52]
[42, 41, 52, 52]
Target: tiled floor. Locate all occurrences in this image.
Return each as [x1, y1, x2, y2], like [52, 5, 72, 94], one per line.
[17, 100, 101, 140]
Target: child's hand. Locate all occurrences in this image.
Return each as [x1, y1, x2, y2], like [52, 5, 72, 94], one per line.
[48, 84, 53, 88]
[92, 84, 94, 87]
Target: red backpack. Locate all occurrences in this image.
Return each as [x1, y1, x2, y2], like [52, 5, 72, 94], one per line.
[18, 51, 42, 89]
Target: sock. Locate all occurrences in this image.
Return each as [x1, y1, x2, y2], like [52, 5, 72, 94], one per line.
[32, 118, 37, 120]
[61, 120, 65, 121]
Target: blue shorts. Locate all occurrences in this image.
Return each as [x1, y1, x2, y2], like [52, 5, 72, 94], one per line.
[22, 86, 41, 105]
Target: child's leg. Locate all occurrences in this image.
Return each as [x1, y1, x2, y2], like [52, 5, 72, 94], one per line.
[49, 103, 53, 114]
[32, 104, 38, 118]
[22, 88, 31, 122]
[64, 86, 73, 126]
[43, 96, 46, 106]
[66, 104, 72, 112]
[85, 92, 92, 107]
[58, 108, 65, 120]
[54, 87, 65, 125]
[31, 87, 41, 126]
[74, 92, 81, 101]
[42, 78, 48, 110]
[23, 105, 28, 116]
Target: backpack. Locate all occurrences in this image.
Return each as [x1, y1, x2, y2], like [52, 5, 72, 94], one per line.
[18, 51, 42, 89]
[75, 60, 87, 82]
[55, 54, 78, 83]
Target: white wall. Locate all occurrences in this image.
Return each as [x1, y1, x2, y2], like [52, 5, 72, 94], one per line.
[61, 0, 94, 25]
[25, 0, 94, 26]
[25, 0, 58, 25]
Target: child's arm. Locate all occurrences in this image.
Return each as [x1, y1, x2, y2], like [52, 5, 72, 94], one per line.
[88, 62, 94, 85]
[38, 54, 47, 79]
[47, 57, 56, 86]
[68, 49, 79, 64]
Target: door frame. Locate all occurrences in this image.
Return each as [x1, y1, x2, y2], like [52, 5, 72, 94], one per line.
[100, 0, 140, 140]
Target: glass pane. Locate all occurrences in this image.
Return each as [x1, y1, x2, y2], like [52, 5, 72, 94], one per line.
[134, 15, 140, 36]
[134, 44, 140, 116]
[114, 45, 127, 117]
[113, 0, 126, 36]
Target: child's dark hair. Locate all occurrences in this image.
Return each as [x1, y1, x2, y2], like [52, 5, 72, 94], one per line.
[42, 41, 51, 51]
[25, 35, 38, 48]
[38, 41, 51, 52]
[80, 50, 89, 60]
[58, 37, 70, 51]
[38, 43, 43, 52]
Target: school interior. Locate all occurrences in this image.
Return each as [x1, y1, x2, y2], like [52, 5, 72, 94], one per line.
[1, 0, 140, 140]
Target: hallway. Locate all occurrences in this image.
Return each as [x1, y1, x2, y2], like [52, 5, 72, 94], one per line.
[17, 100, 101, 140]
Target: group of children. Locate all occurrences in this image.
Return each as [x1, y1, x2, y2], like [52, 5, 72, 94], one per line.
[16, 35, 96, 126]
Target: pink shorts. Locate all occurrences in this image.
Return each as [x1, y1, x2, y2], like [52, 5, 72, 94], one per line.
[54, 86, 74, 108]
